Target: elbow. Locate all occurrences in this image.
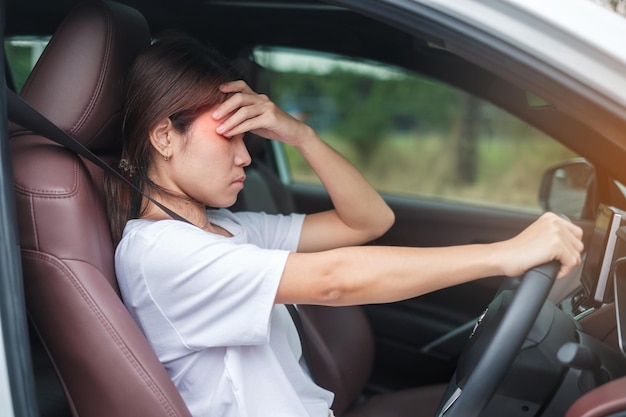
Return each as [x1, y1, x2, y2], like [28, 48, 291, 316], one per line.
[318, 288, 345, 306]
[381, 206, 395, 235]
[368, 206, 395, 241]
[317, 284, 353, 307]
[313, 256, 357, 306]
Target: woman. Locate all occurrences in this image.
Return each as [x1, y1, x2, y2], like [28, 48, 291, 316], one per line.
[106, 33, 583, 417]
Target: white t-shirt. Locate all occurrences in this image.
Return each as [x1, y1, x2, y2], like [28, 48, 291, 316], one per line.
[115, 209, 334, 417]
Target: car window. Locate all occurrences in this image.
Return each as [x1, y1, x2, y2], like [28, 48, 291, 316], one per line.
[253, 47, 580, 213]
[4, 37, 49, 92]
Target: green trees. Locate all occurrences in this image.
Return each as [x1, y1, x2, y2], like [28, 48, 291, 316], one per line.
[263, 58, 577, 211]
[5, 38, 49, 91]
[269, 67, 463, 167]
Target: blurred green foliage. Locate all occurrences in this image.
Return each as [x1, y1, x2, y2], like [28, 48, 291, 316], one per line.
[265, 65, 577, 212]
[5, 38, 49, 92]
[269, 69, 462, 163]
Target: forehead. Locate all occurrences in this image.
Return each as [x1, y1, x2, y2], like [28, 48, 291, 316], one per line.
[183, 106, 235, 144]
[189, 107, 221, 131]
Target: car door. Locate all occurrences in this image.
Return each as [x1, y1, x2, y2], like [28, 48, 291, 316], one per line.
[0, 7, 40, 416]
[251, 46, 591, 392]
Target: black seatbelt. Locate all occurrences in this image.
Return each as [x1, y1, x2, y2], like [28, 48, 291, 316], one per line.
[6, 89, 190, 224]
[286, 304, 316, 377]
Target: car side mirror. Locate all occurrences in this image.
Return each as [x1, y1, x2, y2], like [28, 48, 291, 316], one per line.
[539, 159, 596, 219]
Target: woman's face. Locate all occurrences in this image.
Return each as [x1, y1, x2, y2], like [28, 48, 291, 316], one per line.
[167, 109, 252, 208]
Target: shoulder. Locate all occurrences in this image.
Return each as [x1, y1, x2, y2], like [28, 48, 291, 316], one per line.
[117, 218, 216, 261]
[209, 208, 269, 225]
[213, 209, 305, 251]
[122, 218, 204, 242]
[210, 208, 304, 238]
[213, 208, 304, 230]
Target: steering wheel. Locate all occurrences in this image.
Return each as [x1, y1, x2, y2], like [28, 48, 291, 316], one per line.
[434, 261, 560, 417]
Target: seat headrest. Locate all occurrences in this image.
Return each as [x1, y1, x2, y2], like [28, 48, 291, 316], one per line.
[19, 0, 150, 154]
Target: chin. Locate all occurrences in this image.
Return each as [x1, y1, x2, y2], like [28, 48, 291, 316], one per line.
[220, 196, 240, 209]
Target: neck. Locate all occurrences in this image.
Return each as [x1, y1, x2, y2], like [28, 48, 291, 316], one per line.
[140, 195, 231, 237]
[141, 194, 206, 226]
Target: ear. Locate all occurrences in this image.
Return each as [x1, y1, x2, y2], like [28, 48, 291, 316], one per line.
[148, 117, 174, 159]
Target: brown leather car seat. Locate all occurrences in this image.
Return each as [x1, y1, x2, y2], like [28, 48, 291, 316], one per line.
[565, 375, 626, 417]
[10, 1, 192, 416]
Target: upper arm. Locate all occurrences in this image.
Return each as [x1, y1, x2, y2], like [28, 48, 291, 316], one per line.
[275, 250, 342, 305]
[297, 209, 386, 253]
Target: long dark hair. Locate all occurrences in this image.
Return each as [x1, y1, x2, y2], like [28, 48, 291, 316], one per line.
[105, 32, 240, 245]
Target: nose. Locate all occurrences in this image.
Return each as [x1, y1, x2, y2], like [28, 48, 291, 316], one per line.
[234, 135, 252, 167]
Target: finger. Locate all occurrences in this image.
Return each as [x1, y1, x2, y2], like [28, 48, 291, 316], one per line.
[554, 236, 583, 279]
[566, 221, 584, 241]
[561, 220, 584, 257]
[212, 92, 269, 121]
[217, 114, 252, 137]
[217, 103, 275, 137]
[569, 229, 585, 254]
[557, 265, 574, 280]
[553, 212, 584, 241]
[219, 80, 255, 94]
[556, 247, 582, 278]
[545, 212, 584, 256]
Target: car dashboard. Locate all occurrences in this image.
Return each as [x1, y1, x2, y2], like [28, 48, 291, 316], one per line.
[476, 203, 626, 416]
[542, 204, 626, 415]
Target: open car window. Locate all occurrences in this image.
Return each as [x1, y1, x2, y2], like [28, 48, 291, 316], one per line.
[254, 46, 580, 214]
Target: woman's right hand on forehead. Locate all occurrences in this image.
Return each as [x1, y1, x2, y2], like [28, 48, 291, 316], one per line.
[212, 80, 312, 148]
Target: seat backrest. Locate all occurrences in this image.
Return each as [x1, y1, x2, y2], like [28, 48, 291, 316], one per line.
[298, 304, 375, 415]
[10, 2, 192, 416]
[565, 376, 626, 417]
[231, 57, 376, 416]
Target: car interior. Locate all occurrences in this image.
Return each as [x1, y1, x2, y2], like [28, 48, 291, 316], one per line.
[6, 0, 626, 417]
[9, 2, 448, 416]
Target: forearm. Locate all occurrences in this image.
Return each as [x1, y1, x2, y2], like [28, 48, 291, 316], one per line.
[280, 212, 583, 306]
[212, 82, 393, 240]
[294, 126, 394, 236]
[279, 243, 502, 306]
